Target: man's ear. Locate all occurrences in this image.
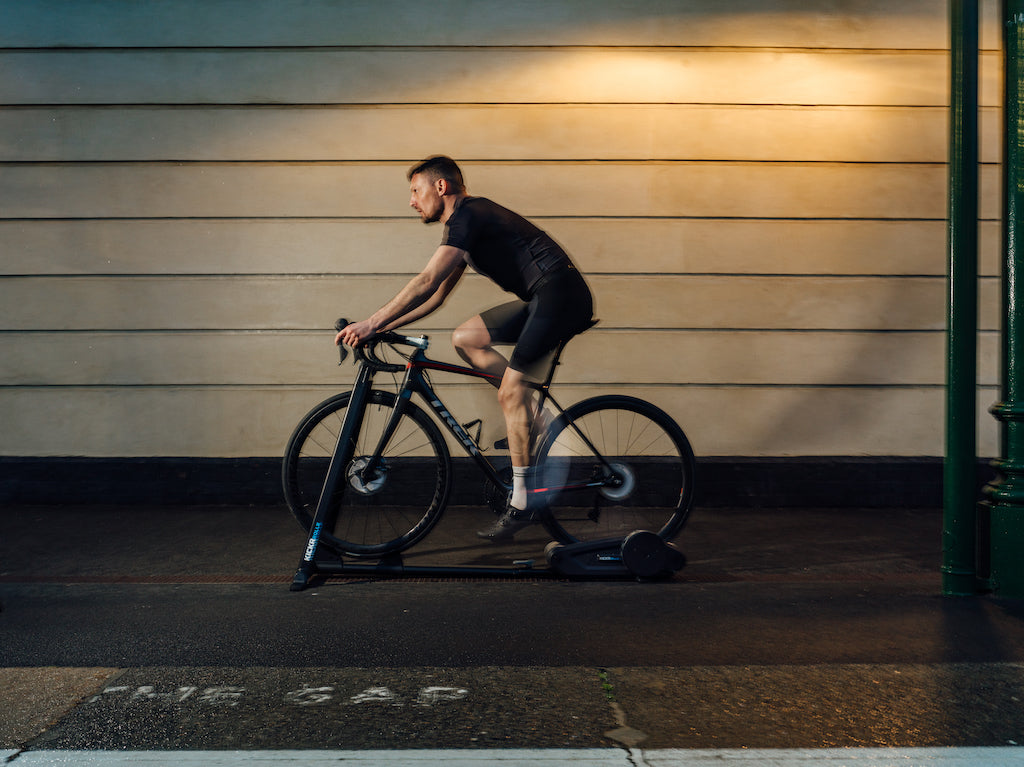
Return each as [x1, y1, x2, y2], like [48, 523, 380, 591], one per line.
[435, 178, 449, 196]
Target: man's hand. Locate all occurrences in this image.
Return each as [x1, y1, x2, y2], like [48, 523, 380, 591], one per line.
[336, 319, 377, 348]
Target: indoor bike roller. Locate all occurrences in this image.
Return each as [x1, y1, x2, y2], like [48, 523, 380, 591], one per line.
[284, 320, 695, 590]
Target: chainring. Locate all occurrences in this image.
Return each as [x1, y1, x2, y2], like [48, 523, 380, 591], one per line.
[484, 466, 513, 514]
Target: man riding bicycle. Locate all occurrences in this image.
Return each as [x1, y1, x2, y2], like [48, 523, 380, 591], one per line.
[337, 156, 595, 540]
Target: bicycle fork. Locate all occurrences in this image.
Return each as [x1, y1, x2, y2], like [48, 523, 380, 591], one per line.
[290, 364, 375, 591]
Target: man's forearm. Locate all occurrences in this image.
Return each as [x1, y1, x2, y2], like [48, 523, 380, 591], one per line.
[380, 262, 464, 331]
[367, 273, 437, 332]
[382, 303, 431, 332]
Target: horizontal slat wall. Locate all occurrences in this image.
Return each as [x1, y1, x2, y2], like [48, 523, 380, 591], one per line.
[0, 163, 999, 219]
[0, 106, 1004, 163]
[1, 331, 1000, 387]
[0, 219, 1004, 276]
[0, 0, 1001, 462]
[0, 387, 995, 459]
[0, 275, 1004, 330]
[0, 0, 1002, 49]
[0, 49, 1005, 105]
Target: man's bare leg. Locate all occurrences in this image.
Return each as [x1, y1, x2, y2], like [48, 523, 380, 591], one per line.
[476, 364, 539, 539]
[455, 316, 533, 472]
[454, 314, 546, 446]
[455, 317, 542, 539]
[452, 315, 507, 384]
[497, 372, 532, 467]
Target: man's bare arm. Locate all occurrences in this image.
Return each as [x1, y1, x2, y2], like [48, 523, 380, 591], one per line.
[381, 261, 466, 332]
[337, 246, 467, 346]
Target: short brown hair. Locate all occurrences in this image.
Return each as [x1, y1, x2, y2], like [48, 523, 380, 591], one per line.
[407, 155, 466, 193]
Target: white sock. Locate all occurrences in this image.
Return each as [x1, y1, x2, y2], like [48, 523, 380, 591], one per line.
[511, 466, 530, 511]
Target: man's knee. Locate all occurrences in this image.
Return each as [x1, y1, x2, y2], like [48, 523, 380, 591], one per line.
[452, 317, 489, 355]
[497, 371, 530, 412]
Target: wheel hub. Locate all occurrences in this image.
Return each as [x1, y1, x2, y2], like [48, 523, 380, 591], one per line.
[347, 457, 388, 495]
[599, 462, 636, 501]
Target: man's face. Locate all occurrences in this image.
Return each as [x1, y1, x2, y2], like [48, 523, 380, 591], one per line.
[409, 173, 444, 224]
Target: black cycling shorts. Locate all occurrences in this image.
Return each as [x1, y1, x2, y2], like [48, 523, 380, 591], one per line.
[479, 267, 594, 378]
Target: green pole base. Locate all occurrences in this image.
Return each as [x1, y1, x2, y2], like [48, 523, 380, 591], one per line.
[986, 498, 1024, 597]
[942, 569, 980, 596]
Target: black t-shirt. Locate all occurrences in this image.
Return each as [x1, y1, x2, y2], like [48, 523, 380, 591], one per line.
[441, 196, 574, 301]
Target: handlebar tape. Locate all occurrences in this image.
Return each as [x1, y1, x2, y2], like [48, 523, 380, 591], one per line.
[334, 318, 349, 364]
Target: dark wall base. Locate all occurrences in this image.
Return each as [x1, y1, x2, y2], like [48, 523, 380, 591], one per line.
[697, 456, 996, 508]
[0, 456, 997, 508]
[0, 457, 286, 506]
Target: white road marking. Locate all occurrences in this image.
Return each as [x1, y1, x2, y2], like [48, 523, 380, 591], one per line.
[86, 682, 470, 709]
[4, 748, 1024, 766]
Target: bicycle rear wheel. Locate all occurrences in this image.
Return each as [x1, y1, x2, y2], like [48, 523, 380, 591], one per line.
[282, 390, 452, 557]
[534, 395, 695, 544]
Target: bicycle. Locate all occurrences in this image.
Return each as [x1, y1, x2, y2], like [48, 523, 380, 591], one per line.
[282, 320, 696, 581]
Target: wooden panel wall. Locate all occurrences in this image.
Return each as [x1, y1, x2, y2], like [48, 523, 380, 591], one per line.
[0, 0, 1002, 458]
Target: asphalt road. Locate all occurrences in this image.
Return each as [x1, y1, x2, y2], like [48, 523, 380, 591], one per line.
[4, 579, 1024, 668]
[3, 504, 1024, 759]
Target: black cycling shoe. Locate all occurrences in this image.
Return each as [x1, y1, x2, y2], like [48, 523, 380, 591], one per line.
[476, 507, 538, 541]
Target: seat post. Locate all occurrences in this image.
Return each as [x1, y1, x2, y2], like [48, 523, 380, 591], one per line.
[539, 342, 567, 390]
[538, 318, 598, 391]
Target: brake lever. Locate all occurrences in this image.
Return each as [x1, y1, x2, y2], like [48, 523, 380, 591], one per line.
[334, 318, 350, 365]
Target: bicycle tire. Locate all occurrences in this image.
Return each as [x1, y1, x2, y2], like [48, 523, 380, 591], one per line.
[534, 395, 695, 544]
[282, 389, 452, 557]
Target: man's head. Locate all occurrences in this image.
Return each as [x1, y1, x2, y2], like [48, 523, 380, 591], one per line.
[408, 155, 466, 223]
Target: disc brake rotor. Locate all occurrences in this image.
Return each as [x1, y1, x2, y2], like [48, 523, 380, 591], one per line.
[347, 457, 388, 495]
[599, 462, 636, 502]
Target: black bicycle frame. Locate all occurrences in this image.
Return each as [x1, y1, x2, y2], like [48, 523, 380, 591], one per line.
[362, 346, 557, 492]
[375, 346, 621, 500]
[295, 340, 616, 583]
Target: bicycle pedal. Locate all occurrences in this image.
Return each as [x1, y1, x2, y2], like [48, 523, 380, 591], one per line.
[494, 437, 509, 450]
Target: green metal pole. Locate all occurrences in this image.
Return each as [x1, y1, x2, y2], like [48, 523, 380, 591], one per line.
[943, 0, 980, 596]
[985, 0, 1024, 596]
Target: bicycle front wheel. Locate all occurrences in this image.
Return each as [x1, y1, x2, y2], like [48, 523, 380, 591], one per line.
[535, 395, 695, 544]
[282, 390, 452, 557]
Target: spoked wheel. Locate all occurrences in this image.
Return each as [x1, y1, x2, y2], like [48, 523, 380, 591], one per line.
[282, 390, 452, 557]
[534, 395, 695, 544]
